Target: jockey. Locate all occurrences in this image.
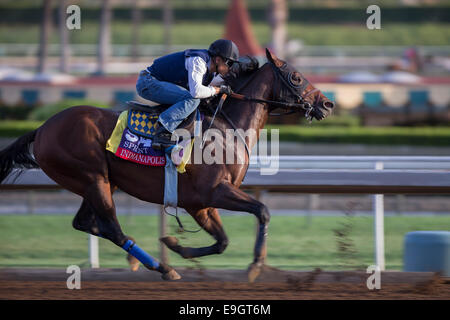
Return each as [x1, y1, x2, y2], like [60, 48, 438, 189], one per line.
[136, 39, 239, 150]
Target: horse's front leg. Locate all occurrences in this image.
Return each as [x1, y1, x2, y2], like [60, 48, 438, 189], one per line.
[208, 181, 270, 282]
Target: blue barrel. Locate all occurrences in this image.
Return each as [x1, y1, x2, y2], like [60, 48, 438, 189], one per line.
[404, 231, 450, 276]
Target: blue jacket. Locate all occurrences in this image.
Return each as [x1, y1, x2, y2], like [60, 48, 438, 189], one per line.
[147, 49, 213, 90]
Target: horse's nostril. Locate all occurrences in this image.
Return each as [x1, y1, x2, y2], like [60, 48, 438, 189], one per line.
[323, 101, 335, 109]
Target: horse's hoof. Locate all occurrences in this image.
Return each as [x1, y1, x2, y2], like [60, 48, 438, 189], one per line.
[126, 254, 140, 272]
[247, 263, 263, 283]
[161, 269, 181, 281]
[130, 261, 140, 272]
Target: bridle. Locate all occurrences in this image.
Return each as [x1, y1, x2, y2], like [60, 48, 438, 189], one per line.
[227, 62, 319, 122]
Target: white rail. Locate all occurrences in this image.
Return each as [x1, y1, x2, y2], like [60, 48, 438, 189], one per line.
[250, 156, 450, 170]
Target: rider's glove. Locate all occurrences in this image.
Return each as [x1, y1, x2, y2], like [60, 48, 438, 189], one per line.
[219, 85, 233, 95]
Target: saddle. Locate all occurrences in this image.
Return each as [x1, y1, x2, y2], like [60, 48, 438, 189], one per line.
[126, 101, 199, 140]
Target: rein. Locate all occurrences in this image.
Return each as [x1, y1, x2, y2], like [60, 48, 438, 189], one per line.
[228, 92, 314, 120]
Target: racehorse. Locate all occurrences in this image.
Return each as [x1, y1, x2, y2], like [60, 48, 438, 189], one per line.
[0, 49, 334, 281]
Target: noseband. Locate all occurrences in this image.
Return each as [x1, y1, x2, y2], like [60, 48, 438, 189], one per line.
[268, 62, 320, 121]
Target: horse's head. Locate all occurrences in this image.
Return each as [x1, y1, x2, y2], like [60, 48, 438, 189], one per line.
[265, 48, 335, 121]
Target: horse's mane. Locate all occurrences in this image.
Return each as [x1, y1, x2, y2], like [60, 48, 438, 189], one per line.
[223, 62, 264, 93]
[199, 60, 265, 114]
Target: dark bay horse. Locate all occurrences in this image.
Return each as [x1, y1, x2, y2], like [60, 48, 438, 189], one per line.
[0, 49, 334, 281]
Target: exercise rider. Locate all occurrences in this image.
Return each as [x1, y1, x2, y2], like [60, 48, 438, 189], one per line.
[136, 39, 239, 150]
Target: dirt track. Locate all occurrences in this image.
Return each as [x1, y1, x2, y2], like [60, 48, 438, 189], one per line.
[0, 267, 449, 300]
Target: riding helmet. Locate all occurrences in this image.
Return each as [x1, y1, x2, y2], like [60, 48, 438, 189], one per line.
[208, 39, 239, 62]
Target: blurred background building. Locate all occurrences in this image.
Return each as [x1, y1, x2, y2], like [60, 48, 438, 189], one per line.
[0, 0, 448, 126]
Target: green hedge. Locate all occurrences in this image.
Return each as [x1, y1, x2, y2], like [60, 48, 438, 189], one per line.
[299, 114, 361, 127]
[0, 7, 448, 24]
[1, 119, 449, 146]
[27, 99, 110, 121]
[2, 21, 448, 46]
[265, 125, 450, 146]
[0, 105, 35, 120]
[0, 120, 43, 137]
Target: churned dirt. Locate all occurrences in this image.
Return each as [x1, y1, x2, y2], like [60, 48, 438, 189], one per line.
[0, 267, 449, 300]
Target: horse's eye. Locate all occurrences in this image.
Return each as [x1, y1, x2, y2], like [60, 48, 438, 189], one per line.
[289, 72, 303, 87]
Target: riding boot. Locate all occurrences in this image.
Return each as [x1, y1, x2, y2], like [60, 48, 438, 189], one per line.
[151, 123, 176, 150]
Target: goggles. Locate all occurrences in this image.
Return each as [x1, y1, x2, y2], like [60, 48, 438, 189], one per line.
[224, 59, 235, 68]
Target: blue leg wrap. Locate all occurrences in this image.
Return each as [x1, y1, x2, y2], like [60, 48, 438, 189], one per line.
[122, 240, 160, 269]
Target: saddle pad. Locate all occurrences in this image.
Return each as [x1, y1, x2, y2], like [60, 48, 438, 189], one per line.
[127, 109, 159, 138]
[106, 110, 195, 173]
[106, 111, 165, 166]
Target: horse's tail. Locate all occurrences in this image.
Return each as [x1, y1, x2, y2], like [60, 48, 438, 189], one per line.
[0, 130, 39, 183]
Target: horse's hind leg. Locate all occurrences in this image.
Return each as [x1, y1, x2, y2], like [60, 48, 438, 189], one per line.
[72, 199, 100, 235]
[82, 179, 180, 280]
[72, 186, 140, 271]
[160, 207, 229, 259]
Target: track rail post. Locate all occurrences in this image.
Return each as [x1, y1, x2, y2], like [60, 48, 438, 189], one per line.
[373, 161, 385, 271]
[89, 234, 99, 268]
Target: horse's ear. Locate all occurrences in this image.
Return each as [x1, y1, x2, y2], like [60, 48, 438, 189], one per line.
[265, 48, 284, 67]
